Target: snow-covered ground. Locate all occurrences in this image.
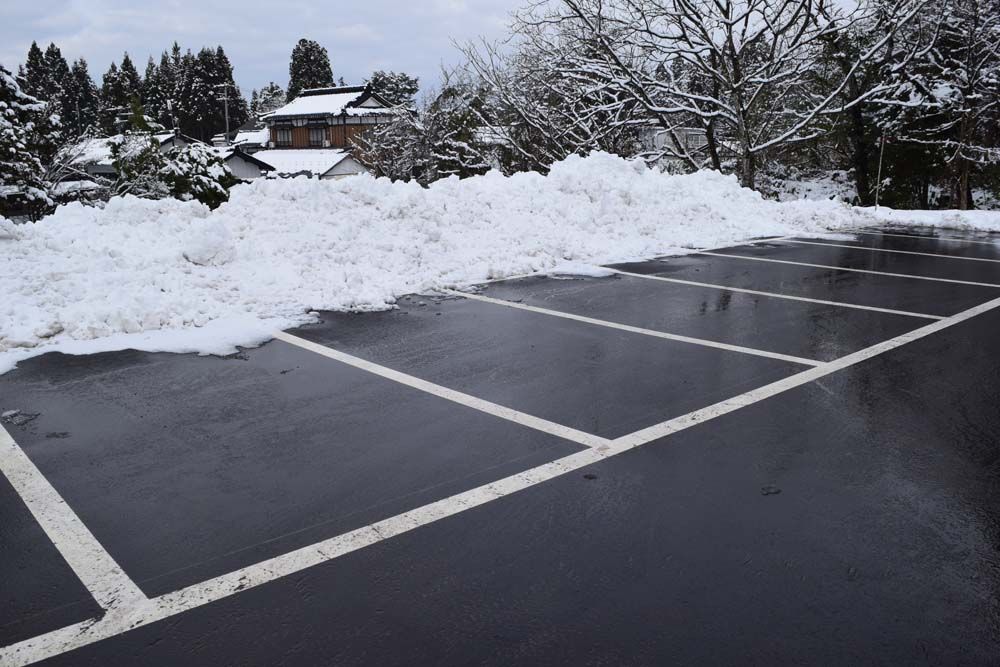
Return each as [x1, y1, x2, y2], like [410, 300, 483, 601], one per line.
[2, 152, 999, 374]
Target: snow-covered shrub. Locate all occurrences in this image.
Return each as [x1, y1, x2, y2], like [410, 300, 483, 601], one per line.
[160, 142, 238, 209]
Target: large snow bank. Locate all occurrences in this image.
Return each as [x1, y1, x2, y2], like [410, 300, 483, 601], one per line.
[2, 152, 877, 373]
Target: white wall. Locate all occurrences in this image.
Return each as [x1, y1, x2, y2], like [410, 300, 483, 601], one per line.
[226, 156, 264, 180]
[321, 157, 368, 180]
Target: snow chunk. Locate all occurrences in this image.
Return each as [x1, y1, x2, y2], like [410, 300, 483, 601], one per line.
[547, 262, 617, 279]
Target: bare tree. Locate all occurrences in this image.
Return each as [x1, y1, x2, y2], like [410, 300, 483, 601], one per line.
[518, 0, 930, 188]
[461, 16, 643, 174]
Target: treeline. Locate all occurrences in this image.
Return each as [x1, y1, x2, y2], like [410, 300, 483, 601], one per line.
[359, 0, 1000, 210]
[17, 41, 249, 142]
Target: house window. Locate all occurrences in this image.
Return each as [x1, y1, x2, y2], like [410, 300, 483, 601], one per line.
[309, 127, 325, 147]
[275, 128, 292, 147]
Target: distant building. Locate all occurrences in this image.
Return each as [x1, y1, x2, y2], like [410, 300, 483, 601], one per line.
[261, 85, 395, 150]
[250, 149, 368, 180]
[637, 125, 736, 165]
[206, 147, 275, 180]
[211, 120, 270, 153]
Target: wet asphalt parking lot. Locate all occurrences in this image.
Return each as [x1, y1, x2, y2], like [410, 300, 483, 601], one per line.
[2, 226, 1000, 665]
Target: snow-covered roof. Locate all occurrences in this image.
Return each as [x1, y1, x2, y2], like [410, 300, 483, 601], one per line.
[252, 149, 354, 177]
[206, 146, 274, 170]
[233, 127, 269, 146]
[262, 85, 394, 119]
[50, 180, 102, 196]
[67, 137, 116, 165]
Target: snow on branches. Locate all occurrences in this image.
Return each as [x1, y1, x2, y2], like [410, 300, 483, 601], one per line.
[509, 0, 931, 188]
[0, 64, 50, 214]
[876, 0, 1000, 208]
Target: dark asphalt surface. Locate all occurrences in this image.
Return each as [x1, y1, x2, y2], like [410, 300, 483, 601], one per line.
[291, 297, 805, 438]
[2, 227, 1000, 664]
[607, 253, 1000, 316]
[481, 273, 925, 362]
[713, 239, 1000, 284]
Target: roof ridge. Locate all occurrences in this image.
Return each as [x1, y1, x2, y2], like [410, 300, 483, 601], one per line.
[300, 85, 367, 97]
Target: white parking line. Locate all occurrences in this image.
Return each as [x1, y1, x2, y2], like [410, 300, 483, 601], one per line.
[859, 229, 1000, 246]
[445, 289, 823, 367]
[610, 270, 943, 320]
[783, 239, 1000, 263]
[0, 425, 147, 611]
[6, 292, 1000, 667]
[273, 331, 611, 451]
[698, 251, 1000, 288]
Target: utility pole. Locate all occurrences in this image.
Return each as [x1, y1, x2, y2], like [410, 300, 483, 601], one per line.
[875, 130, 887, 212]
[214, 83, 231, 145]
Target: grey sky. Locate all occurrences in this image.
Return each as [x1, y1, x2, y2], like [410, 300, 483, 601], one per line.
[2, 0, 524, 98]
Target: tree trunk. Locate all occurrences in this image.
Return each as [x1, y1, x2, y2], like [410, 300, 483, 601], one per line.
[740, 147, 756, 190]
[957, 161, 971, 210]
[841, 68, 872, 205]
[706, 120, 722, 172]
[706, 52, 723, 172]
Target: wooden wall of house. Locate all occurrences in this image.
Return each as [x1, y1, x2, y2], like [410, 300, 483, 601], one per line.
[329, 125, 368, 148]
[268, 123, 373, 148]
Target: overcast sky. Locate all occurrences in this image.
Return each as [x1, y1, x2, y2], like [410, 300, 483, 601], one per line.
[2, 0, 524, 98]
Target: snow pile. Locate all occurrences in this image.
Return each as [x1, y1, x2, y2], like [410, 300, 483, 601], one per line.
[2, 152, 877, 372]
[864, 206, 1000, 233]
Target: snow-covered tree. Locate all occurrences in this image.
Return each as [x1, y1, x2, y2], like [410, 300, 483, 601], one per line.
[0, 64, 50, 215]
[462, 18, 642, 174]
[142, 56, 168, 128]
[107, 132, 169, 198]
[99, 53, 145, 133]
[352, 108, 427, 181]
[160, 142, 238, 208]
[253, 81, 286, 116]
[99, 63, 127, 133]
[62, 58, 100, 138]
[353, 72, 499, 183]
[119, 54, 144, 101]
[287, 39, 334, 100]
[367, 71, 419, 107]
[423, 74, 498, 179]
[19, 42, 47, 100]
[519, 0, 930, 188]
[878, 0, 1000, 208]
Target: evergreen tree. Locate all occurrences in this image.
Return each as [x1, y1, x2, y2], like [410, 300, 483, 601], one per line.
[108, 131, 169, 198]
[0, 64, 49, 213]
[367, 71, 419, 107]
[212, 46, 249, 130]
[153, 49, 181, 129]
[142, 56, 166, 126]
[99, 62, 128, 133]
[287, 38, 333, 100]
[255, 81, 286, 115]
[160, 142, 238, 209]
[119, 53, 144, 105]
[35, 43, 71, 121]
[62, 58, 100, 138]
[20, 42, 46, 99]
